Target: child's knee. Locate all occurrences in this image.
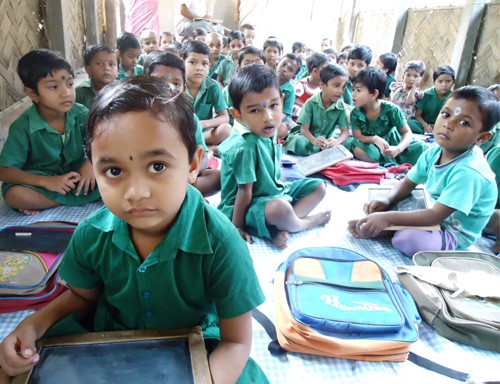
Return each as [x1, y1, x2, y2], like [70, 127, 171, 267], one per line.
[265, 199, 293, 221]
[391, 230, 421, 257]
[314, 182, 327, 198]
[4, 185, 33, 207]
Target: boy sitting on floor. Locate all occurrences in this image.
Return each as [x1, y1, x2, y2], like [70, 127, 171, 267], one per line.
[218, 64, 331, 249]
[342, 45, 372, 107]
[116, 32, 144, 80]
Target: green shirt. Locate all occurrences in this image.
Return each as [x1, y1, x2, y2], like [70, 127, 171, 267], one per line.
[185, 77, 228, 122]
[342, 79, 353, 105]
[280, 79, 295, 117]
[194, 114, 209, 151]
[214, 54, 236, 86]
[222, 86, 234, 125]
[75, 79, 96, 109]
[285, 92, 348, 156]
[416, 87, 452, 125]
[209, 54, 226, 80]
[138, 52, 147, 67]
[59, 185, 265, 333]
[116, 64, 144, 80]
[384, 74, 394, 98]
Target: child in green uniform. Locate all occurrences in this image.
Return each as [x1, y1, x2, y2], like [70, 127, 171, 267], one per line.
[343, 45, 372, 106]
[0, 50, 100, 215]
[182, 41, 232, 156]
[240, 23, 256, 47]
[159, 31, 176, 51]
[76, 45, 118, 109]
[144, 50, 221, 197]
[344, 67, 427, 165]
[263, 38, 283, 71]
[292, 41, 308, 81]
[376, 52, 397, 99]
[216, 30, 245, 88]
[408, 65, 455, 134]
[206, 32, 225, 80]
[285, 64, 349, 156]
[349, 86, 499, 256]
[277, 53, 301, 137]
[0, 77, 268, 384]
[116, 32, 144, 80]
[137, 29, 158, 66]
[218, 64, 331, 249]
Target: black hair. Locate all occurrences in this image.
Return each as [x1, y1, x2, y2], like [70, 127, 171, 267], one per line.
[320, 64, 348, 84]
[116, 32, 141, 52]
[181, 40, 210, 60]
[404, 60, 426, 76]
[449, 86, 500, 132]
[341, 44, 354, 53]
[238, 46, 266, 66]
[378, 53, 397, 75]
[240, 23, 255, 31]
[143, 50, 186, 79]
[83, 44, 115, 66]
[86, 76, 196, 161]
[348, 45, 372, 66]
[488, 84, 500, 93]
[433, 65, 455, 81]
[229, 64, 279, 111]
[322, 38, 333, 46]
[160, 31, 176, 42]
[292, 42, 306, 53]
[192, 27, 208, 38]
[305, 52, 331, 73]
[263, 38, 283, 54]
[337, 52, 348, 62]
[167, 42, 183, 55]
[222, 37, 229, 46]
[353, 67, 386, 99]
[228, 30, 246, 45]
[17, 49, 74, 93]
[281, 53, 302, 75]
[323, 48, 337, 57]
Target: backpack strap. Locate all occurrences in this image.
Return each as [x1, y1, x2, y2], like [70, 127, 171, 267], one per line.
[251, 308, 287, 356]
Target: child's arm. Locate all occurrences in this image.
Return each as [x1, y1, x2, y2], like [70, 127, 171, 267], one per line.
[383, 123, 413, 159]
[414, 108, 432, 132]
[75, 159, 97, 196]
[0, 166, 80, 195]
[232, 182, 253, 243]
[0, 286, 99, 377]
[326, 127, 349, 147]
[300, 124, 328, 149]
[208, 311, 253, 384]
[217, 75, 224, 89]
[405, 79, 422, 106]
[365, 175, 417, 214]
[352, 129, 390, 152]
[200, 109, 230, 129]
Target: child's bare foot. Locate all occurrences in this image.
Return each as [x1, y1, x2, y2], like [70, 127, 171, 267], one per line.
[17, 208, 42, 215]
[304, 210, 331, 229]
[272, 230, 289, 249]
[347, 219, 371, 239]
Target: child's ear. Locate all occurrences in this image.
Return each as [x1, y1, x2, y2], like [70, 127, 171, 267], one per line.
[188, 145, 204, 185]
[85, 66, 92, 76]
[24, 87, 39, 103]
[230, 107, 242, 122]
[476, 131, 493, 146]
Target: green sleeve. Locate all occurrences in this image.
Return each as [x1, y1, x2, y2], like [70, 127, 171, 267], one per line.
[350, 108, 363, 130]
[296, 97, 314, 125]
[210, 83, 228, 113]
[228, 138, 257, 185]
[0, 116, 29, 168]
[194, 115, 208, 152]
[337, 104, 349, 128]
[282, 88, 295, 116]
[388, 104, 406, 129]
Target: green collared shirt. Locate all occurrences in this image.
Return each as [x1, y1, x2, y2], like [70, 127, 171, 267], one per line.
[59, 185, 265, 333]
[185, 77, 228, 121]
[209, 54, 226, 80]
[351, 101, 406, 136]
[342, 79, 353, 105]
[280, 80, 295, 117]
[116, 64, 144, 80]
[75, 79, 96, 109]
[194, 114, 209, 151]
[384, 74, 394, 98]
[416, 87, 452, 124]
[214, 54, 236, 86]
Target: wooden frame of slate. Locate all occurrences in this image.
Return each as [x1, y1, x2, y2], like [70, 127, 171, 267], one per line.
[296, 145, 353, 176]
[12, 326, 211, 384]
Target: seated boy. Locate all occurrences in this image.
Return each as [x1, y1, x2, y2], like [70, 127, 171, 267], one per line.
[159, 31, 176, 51]
[408, 65, 455, 134]
[181, 41, 232, 155]
[0, 50, 100, 215]
[323, 48, 337, 63]
[218, 64, 331, 249]
[206, 32, 225, 80]
[144, 50, 221, 196]
[0, 77, 268, 384]
[291, 41, 308, 81]
[240, 23, 256, 46]
[337, 51, 348, 69]
[320, 38, 332, 52]
[138, 29, 158, 66]
[76, 44, 118, 109]
[342, 45, 372, 106]
[376, 52, 398, 99]
[286, 64, 350, 156]
[193, 27, 208, 42]
[292, 52, 331, 119]
[216, 30, 245, 88]
[116, 32, 144, 80]
[263, 38, 283, 71]
[277, 53, 302, 135]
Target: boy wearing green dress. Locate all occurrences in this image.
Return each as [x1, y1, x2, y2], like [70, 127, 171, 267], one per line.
[116, 32, 144, 80]
[218, 64, 331, 249]
[344, 67, 427, 165]
[285, 64, 350, 156]
[0, 49, 100, 215]
[215, 30, 245, 87]
[342, 45, 372, 106]
[408, 65, 455, 134]
[0, 77, 268, 384]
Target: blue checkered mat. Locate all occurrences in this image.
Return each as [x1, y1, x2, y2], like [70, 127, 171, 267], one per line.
[0, 185, 499, 383]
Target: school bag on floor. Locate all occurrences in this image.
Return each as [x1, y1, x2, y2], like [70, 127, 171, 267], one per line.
[396, 250, 500, 353]
[271, 246, 420, 362]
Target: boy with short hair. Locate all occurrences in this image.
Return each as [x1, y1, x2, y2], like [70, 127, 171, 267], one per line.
[206, 32, 225, 80]
[343, 44, 372, 106]
[181, 41, 232, 155]
[159, 31, 176, 51]
[389, 60, 425, 123]
[263, 38, 283, 71]
[138, 29, 158, 66]
[116, 32, 144, 80]
[216, 30, 245, 88]
[192, 27, 208, 42]
[240, 23, 256, 46]
[76, 44, 118, 109]
[376, 52, 398, 99]
[277, 53, 302, 135]
[292, 41, 308, 80]
[320, 38, 332, 52]
[218, 64, 331, 249]
[323, 48, 337, 63]
[408, 65, 456, 134]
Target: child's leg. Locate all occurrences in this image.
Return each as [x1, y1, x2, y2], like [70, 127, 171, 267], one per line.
[193, 169, 221, 197]
[203, 123, 232, 147]
[292, 182, 326, 218]
[353, 147, 377, 163]
[391, 228, 458, 257]
[4, 185, 61, 215]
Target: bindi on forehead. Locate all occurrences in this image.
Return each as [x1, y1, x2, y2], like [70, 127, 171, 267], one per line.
[454, 107, 462, 116]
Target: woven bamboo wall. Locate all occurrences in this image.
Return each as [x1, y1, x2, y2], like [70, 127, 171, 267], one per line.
[0, 0, 47, 111]
[354, 11, 395, 64]
[335, 15, 348, 52]
[466, 3, 500, 87]
[66, 0, 86, 69]
[395, 6, 463, 89]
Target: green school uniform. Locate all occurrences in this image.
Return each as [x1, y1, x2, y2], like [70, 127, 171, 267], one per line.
[75, 79, 96, 109]
[222, 86, 234, 126]
[285, 92, 348, 156]
[280, 79, 295, 117]
[344, 101, 427, 165]
[58, 185, 268, 383]
[0, 103, 100, 205]
[294, 62, 307, 82]
[209, 54, 226, 80]
[384, 74, 394, 98]
[138, 52, 147, 66]
[486, 144, 500, 208]
[116, 64, 144, 80]
[218, 122, 322, 239]
[194, 114, 209, 151]
[185, 77, 228, 124]
[479, 122, 500, 155]
[342, 79, 353, 106]
[407, 87, 451, 133]
[214, 54, 236, 86]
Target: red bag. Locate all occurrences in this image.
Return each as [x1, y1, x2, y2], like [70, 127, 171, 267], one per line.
[320, 160, 387, 186]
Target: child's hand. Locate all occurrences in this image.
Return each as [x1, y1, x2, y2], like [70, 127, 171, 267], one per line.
[383, 146, 401, 159]
[76, 160, 96, 196]
[364, 198, 390, 214]
[373, 136, 390, 152]
[237, 228, 253, 244]
[312, 136, 328, 149]
[0, 326, 39, 377]
[423, 123, 434, 133]
[325, 137, 340, 148]
[43, 172, 80, 194]
[357, 212, 391, 237]
[412, 77, 421, 89]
